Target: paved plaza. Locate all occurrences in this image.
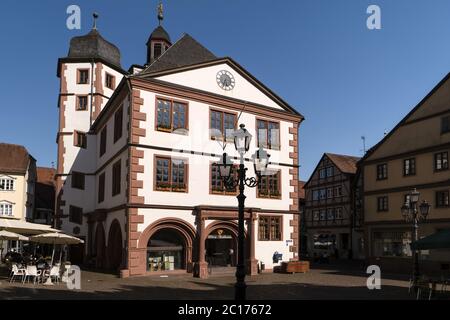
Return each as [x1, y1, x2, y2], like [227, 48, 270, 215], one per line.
[0, 262, 430, 300]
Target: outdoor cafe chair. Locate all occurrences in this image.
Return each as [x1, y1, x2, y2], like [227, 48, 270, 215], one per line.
[43, 265, 61, 284]
[23, 265, 42, 285]
[9, 264, 26, 283]
[415, 277, 434, 300]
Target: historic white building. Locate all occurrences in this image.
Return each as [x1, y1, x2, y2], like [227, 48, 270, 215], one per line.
[55, 12, 303, 278]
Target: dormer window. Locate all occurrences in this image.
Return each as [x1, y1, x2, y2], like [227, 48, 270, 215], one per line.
[0, 177, 15, 191]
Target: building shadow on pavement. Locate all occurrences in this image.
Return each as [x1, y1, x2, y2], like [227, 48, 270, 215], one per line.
[0, 280, 418, 300]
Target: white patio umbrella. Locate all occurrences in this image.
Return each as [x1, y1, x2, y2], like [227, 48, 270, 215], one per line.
[29, 232, 84, 285]
[0, 230, 29, 261]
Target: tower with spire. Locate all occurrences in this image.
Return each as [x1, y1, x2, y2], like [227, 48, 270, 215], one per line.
[146, 1, 172, 65]
[55, 13, 126, 235]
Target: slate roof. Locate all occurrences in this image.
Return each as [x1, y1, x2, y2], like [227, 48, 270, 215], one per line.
[68, 29, 121, 68]
[141, 33, 217, 74]
[325, 153, 360, 175]
[147, 25, 171, 44]
[0, 143, 32, 175]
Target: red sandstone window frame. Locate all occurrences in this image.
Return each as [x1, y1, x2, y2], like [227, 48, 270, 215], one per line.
[256, 118, 281, 150]
[257, 170, 282, 199]
[74, 131, 87, 149]
[76, 95, 89, 111]
[258, 215, 283, 241]
[105, 72, 116, 90]
[209, 161, 238, 196]
[155, 96, 189, 134]
[77, 69, 90, 85]
[153, 155, 189, 193]
[209, 108, 238, 142]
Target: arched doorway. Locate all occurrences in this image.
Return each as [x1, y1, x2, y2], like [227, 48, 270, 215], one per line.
[147, 228, 185, 272]
[138, 218, 195, 273]
[107, 220, 123, 271]
[95, 223, 106, 269]
[204, 222, 243, 268]
[206, 228, 237, 267]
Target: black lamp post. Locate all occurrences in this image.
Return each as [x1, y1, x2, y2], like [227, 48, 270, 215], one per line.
[401, 188, 431, 288]
[214, 124, 270, 300]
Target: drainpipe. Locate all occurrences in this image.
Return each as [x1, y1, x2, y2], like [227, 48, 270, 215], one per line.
[89, 59, 95, 125]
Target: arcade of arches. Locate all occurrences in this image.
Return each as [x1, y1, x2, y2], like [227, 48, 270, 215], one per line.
[86, 209, 259, 278]
[131, 209, 258, 278]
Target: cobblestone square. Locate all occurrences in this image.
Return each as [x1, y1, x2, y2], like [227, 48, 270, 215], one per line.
[0, 263, 426, 300]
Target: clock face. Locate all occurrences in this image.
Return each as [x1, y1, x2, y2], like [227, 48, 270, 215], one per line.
[216, 70, 235, 91]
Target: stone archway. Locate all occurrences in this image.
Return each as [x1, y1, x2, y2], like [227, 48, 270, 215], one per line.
[107, 219, 123, 271]
[138, 218, 196, 273]
[95, 223, 106, 269]
[204, 221, 247, 267]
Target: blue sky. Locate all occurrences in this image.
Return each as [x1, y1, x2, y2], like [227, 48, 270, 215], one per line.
[1, 0, 450, 180]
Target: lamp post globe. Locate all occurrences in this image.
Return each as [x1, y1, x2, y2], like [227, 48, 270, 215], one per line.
[410, 188, 420, 204]
[419, 200, 430, 219]
[252, 146, 270, 177]
[233, 124, 252, 154]
[216, 152, 234, 181]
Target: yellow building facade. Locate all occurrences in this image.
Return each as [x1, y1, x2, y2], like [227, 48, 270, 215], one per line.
[361, 73, 450, 274]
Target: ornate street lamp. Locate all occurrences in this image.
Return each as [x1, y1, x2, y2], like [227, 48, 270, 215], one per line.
[401, 188, 431, 289]
[214, 124, 270, 300]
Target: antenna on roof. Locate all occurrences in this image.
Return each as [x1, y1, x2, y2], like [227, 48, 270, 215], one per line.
[93, 12, 99, 30]
[361, 136, 366, 155]
[157, 1, 164, 26]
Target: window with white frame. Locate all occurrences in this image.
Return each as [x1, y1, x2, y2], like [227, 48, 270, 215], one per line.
[0, 202, 13, 216]
[0, 177, 15, 191]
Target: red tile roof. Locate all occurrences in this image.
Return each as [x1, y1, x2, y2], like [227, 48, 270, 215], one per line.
[37, 167, 56, 186]
[325, 153, 360, 174]
[0, 143, 32, 174]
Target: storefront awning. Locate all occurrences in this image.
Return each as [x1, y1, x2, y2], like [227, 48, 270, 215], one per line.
[410, 229, 450, 250]
[0, 218, 59, 235]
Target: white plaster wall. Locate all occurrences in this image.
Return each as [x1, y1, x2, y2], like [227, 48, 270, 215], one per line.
[104, 209, 126, 245]
[155, 63, 284, 111]
[96, 151, 128, 209]
[59, 172, 91, 238]
[62, 134, 97, 174]
[101, 65, 125, 101]
[254, 213, 294, 269]
[137, 147, 291, 210]
[138, 90, 293, 166]
[96, 95, 129, 169]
